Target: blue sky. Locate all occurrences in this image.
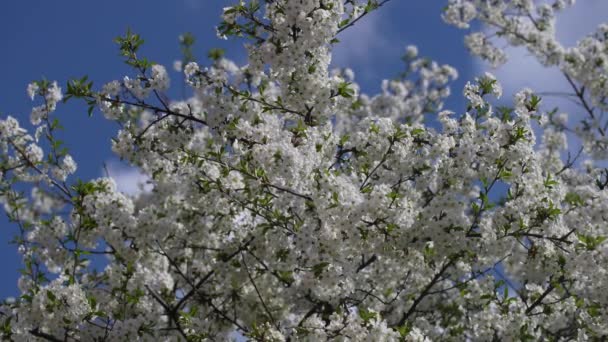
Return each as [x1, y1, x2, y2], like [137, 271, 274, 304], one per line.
[0, 0, 479, 298]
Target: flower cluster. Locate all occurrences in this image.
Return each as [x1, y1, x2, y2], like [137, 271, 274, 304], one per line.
[444, 0, 608, 159]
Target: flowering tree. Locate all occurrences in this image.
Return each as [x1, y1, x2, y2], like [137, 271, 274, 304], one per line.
[1, 0, 607, 340]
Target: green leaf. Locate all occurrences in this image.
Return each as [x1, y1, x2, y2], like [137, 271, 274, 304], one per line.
[499, 169, 513, 180]
[339, 134, 350, 146]
[358, 308, 377, 324]
[361, 184, 373, 194]
[411, 128, 425, 136]
[336, 81, 355, 98]
[497, 106, 513, 122]
[478, 77, 497, 96]
[576, 234, 606, 251]
[369, 122, 380, 134]
[564, 192, 583, 206]
[543, 174, 558, 189]
[311, 262, 330, 278]
[46, 290, 57, 303]
[365, 0, 380, 13]
[396, 323, 412, 337]
[526, 94, 542, 112]
[386, 190, 401, 201]
[208, 48, 225, 61]
[471, 202, 480, 215]
[277, 270, 295, 285]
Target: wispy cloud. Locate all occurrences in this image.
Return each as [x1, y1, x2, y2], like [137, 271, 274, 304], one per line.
[331, 9, 399, 79]
[104, 161, 151, 196]
[476, 1, 608, 97]
[332, 13, 386, 66]
[183, 0, 203, 10]
[472, 1, 608, 160]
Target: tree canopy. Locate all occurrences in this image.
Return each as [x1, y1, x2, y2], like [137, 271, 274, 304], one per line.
[1, 0, 608, 340]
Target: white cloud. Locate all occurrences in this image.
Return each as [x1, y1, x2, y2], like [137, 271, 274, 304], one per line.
[482, 45, 570, 106]
[331, 9, 398, 76]
[332, 13, 384, 65]
[472, 1, 608, 161]
[183, 0, 203, 10]
[476, 1, 608, 96]
[554, 0, 608, 46]
[104, 161, 151, 196]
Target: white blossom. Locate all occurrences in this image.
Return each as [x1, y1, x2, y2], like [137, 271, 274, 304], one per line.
[26, 82, 39, 100]
[1, 1, 607, 341]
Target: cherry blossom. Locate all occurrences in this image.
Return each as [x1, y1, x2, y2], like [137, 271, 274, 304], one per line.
[1, 1, 607, 341]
